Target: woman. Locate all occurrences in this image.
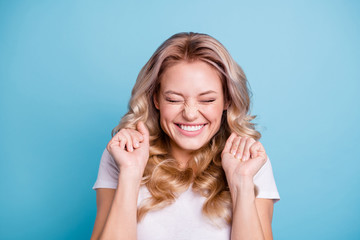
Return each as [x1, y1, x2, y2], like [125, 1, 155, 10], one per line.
[91, 32, 280, 240]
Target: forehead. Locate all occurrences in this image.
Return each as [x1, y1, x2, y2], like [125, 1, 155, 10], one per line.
[159, 61, 223, 95]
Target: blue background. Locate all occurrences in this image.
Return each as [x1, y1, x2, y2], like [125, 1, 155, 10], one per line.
[1, 0, 359, 239]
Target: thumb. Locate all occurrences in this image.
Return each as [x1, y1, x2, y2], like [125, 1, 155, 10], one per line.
[248, 155, 267, 174]
[250, 141, 262, 159]
[137, 121, 149, 142]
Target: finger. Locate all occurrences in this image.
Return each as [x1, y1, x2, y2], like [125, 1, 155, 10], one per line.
[243, 138, 256, 161]
[118, 133, 127, 150]
[130, 129, 144, 142]
[230, 137, 241, 156]
[248, 155, 267, 173]
[135, 130, 144, 142]
[107, 132, 124, 151]
[120, 130, 133, 152]
[223, 133, 237, 154]
[137, 121, 149, 144]
[250, 141, 265, 159]
[106, 140, 115, 152]
[129, 130, 143, 148]
[235, 137, 247, 160]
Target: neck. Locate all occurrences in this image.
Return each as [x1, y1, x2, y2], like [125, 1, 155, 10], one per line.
[170, 144, 193, 169]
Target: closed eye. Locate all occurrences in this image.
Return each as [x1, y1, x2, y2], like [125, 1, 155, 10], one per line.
[166, 98, 182, 103]
[200, 99, 216, 103]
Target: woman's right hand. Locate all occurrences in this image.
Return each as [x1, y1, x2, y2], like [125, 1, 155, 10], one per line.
[106, 121, 150, 179]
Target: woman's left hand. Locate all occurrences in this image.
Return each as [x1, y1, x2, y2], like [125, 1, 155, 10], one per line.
[221, 133, 268, 187]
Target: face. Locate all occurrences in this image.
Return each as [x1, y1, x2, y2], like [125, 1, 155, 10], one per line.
[154, 60, 227, 157]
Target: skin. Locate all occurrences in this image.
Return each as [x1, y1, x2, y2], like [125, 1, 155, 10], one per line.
[91, 61, 275, 240]
[153, 61, 227, 166]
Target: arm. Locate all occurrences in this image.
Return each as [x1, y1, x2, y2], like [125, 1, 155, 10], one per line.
[222, 133, 274, 240]
[90, 189, 116, 240]
[230, 179, 274, 240]
[91, 121, 150, 240]
[99, 170, 142, 240]
[255, 199, 274, 239]
[90, 174, 142, 240]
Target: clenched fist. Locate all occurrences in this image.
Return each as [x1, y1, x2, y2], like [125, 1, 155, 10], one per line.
[107, 121, 150, 179]
[221, 133, 267, 188]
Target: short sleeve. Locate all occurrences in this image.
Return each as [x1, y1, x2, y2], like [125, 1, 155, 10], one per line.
[92, 148, 120, 190]
[253, 156, 280, 202]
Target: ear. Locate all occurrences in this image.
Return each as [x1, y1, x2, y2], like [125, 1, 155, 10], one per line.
[153, 92, 160, 110]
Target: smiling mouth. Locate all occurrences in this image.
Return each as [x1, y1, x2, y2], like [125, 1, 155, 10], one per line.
[176, 123, 207, 132]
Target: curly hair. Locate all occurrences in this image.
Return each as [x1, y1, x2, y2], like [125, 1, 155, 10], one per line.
[111, 32, 261, 226]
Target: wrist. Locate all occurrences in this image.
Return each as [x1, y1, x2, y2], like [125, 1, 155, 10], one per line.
[229, 175, 254, 190]
[229, 177, 256, 203]
[119, 168, 143, 187]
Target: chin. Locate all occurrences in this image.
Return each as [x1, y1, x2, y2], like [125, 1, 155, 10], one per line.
[176, 139, 208, 152]
[181, 145, 203, 152]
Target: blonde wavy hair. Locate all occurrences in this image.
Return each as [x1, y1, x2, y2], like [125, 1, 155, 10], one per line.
[112, 32, 261, 226]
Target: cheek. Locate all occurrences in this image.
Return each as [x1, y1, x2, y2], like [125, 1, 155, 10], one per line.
[159, 105, 181, 120]
[158, 106, 181, 133]
[204, 105, 225, 121]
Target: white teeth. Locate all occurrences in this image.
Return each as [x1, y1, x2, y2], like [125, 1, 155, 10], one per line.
[179, 124, 205, 132]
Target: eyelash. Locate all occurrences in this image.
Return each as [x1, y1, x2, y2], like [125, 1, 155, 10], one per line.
[166, 99, 182, 103]
[165, 98, 215, 103]
[201, 99, 215, 103]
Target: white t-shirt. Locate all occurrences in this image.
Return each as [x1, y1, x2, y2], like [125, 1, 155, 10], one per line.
[93, 149, 280, 240]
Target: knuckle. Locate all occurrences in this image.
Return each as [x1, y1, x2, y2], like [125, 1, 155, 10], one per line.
[113, 132, 121, 139]
[251, 141, 259, 148]
[106, 143, 113, 151]
[129, 129, 138, 135]
[121, 128, 131, 135]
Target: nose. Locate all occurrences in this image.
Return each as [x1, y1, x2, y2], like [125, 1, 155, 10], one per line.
[183, 102, 199, 121]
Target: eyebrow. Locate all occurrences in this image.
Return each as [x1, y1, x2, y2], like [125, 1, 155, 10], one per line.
[163, 90, 218, 96]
